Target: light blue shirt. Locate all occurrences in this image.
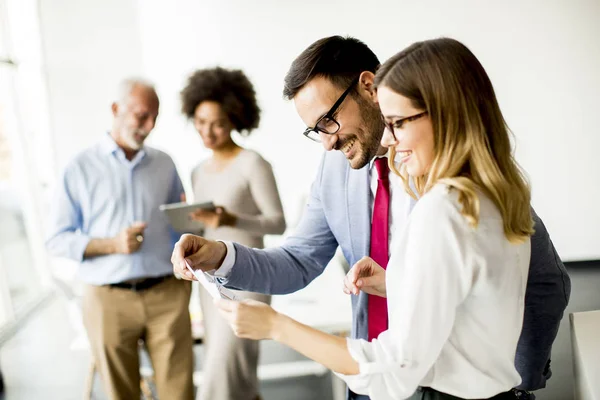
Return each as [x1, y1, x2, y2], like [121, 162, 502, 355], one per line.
[46, 133, 184, 285]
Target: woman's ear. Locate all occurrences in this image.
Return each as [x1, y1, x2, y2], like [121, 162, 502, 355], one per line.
[358, 71, 377, 102]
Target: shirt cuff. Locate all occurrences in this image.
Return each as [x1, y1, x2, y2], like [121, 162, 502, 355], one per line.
[70, 234, 92, 262]
[212, 240, 236, 279]
[333, 338, 372, 396]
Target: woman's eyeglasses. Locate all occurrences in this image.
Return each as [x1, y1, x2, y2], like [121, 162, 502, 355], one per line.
[383, 111, 428, 140]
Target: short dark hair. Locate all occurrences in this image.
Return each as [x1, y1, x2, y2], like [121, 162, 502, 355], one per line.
[283, 36, 380, 100]
[180, 67, 260, 135]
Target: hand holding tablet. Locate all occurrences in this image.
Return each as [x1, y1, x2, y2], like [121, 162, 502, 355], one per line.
[159, 201, 216, 232]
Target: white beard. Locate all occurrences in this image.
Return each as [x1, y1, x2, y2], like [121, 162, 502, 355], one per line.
[122, 129, 145, 150]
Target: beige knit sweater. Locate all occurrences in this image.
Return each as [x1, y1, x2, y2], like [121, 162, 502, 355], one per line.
[191, 149, 286, 248]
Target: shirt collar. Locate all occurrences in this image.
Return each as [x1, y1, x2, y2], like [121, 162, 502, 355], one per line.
[100, 132, 120, 155]
[100, 132, 147, 165]
[369, 154, 388, 171]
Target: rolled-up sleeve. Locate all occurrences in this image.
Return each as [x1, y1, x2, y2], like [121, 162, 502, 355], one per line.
[46, 163, 91, 262]
[335, 192, 473, 400]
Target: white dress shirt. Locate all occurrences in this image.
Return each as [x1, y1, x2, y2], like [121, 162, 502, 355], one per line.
[337, 184, 531, 399]
[369, 156, 411, 253]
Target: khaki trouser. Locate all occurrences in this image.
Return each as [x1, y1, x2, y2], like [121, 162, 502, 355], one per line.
[83, 277, 194, 400]
[197, 286, 270, 400]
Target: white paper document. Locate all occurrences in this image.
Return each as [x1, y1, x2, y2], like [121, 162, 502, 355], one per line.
[185, 261, 239, 301]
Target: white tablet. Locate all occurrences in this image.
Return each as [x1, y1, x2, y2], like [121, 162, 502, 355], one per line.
[159, 201, 215, 233]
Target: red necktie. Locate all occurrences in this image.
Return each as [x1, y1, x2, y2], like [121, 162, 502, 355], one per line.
[368, 158, 390, 341]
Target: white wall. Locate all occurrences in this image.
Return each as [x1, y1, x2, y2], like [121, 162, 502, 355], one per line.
[39, 0, 144, 167]
[41, 0, 600, 261]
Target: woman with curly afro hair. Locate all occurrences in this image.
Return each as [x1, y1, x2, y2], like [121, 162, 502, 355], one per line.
[180, 67, 286, 400]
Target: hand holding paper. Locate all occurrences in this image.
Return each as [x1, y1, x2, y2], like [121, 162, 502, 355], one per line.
[216, 298, 281, 341]
[171, 235, 228, 280]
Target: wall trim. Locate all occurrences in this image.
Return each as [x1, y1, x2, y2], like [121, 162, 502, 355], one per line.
[564, 259, 600, 268]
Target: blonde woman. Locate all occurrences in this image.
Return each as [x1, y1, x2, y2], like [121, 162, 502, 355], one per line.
[180, 67, 286, 400]
[212, 39, 534, 400]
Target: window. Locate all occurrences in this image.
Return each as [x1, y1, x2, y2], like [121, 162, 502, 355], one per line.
[0, 0, 53, 332]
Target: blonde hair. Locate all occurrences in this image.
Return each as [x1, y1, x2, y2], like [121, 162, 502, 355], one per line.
[376, 38, 533, 243]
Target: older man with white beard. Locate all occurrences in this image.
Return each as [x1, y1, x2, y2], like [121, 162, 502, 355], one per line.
[46, 78, 194, 400]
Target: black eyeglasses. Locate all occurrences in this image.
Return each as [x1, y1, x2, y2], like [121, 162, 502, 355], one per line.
[303, 77, 360, 142]
[383, 111, 428, 140]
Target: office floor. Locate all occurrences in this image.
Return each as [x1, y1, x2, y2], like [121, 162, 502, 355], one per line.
[0, 292, 333, 400]
[0, 263, 599, 400]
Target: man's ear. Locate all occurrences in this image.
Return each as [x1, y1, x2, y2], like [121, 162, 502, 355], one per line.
[358, 71, 377, 102]
[111, 102, 119, 117]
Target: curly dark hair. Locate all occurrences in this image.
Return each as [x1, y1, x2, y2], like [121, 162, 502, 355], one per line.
[180, 67, 261, 135]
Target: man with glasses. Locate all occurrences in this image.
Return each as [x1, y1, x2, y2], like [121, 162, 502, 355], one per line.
[172, 36, 569, 400]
